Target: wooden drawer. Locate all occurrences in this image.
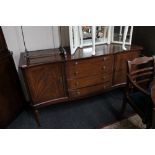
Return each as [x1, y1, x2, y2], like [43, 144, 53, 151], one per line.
[68, 82, 112, 98]
[67, 73, 112, 90]
[66, 55, 113, 79]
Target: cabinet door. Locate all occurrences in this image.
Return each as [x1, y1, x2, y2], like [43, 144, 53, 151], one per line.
[25, 63, 66, 104]
[0, 54, 24, 128]
[113, 51, 140, 85]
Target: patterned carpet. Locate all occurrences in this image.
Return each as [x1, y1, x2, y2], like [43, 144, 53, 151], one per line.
[102, 114, 146, 129]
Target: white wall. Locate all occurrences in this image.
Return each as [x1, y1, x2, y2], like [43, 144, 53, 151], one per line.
[2, 26, 60, 67]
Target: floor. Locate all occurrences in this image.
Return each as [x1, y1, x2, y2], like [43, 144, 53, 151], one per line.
[102, 114, 145, 129]
[8, 88, 133, 129]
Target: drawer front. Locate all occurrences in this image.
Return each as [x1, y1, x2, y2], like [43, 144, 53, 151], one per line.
[67, 74, 112, 90]
[66, 55, 113, 79]
[69, 82, 112, 98]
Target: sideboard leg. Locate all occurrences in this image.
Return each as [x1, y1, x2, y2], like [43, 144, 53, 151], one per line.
[33, 109, 41, 127]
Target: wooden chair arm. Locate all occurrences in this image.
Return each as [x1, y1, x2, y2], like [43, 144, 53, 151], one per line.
[127, 74, 150, 96]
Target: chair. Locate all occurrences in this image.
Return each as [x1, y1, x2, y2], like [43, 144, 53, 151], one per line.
[121, 56, 155, 128]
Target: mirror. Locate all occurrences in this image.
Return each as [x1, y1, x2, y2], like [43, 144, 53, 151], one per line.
[82, 26, 92, 46]
[81, 26, 110, 46]
[112, 26, 133, 45]
[95, 26, 109, 44]
[68, 26, 134, 55]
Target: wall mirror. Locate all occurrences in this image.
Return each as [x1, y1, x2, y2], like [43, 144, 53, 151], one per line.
[69, 26, 111, 55]
[80, 26, 110, 46]
[81, 26, 92, 46]
[95, 26, 110, 44]
[68, 26, 133, 55]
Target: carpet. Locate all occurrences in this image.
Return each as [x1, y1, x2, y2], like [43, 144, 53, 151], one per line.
[102, 114, 146, 129]
[7, 88, 134, 129]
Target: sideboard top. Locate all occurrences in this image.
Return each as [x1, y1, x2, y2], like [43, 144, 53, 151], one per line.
[19, 44, 143, 68]
[64, 44, 143, 61]
[19, 48, 64, 68]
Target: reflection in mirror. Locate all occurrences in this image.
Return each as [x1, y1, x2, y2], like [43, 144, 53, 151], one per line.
[82, 26, 92, 46]
[112, 26, 133, 45]
[81, 26, 110, 46]
[113, 26, 124, 42]
[96, 26, 108, 44]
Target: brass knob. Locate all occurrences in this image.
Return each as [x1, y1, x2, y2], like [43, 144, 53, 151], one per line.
[75, 81, 79, 86]
[74, 71, 78, 75]
[102, 66, 106, 69]
[77, 91, 80, 95]
[75, 61, 78, 65]
[103, 57, 107, 61]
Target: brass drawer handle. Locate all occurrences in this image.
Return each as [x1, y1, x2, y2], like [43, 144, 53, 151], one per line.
[102, 66, 106, 69]
[75, 61, 78, 65]
[103, 57, 107, 61]
[74, 71, 78, 75]
[77, 91, 81, 95]
[75, 82, 79, 86]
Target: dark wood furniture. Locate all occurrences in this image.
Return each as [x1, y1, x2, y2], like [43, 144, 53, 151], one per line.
[122, 56, 155, 128]
[19, 44, 142, 125]
[151, 81, 155, 128]
[0, 27, 24, 128]
[0, 27, 7, 52]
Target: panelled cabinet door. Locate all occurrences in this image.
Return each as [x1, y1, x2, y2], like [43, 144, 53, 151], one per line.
[25, 63, 66, 104]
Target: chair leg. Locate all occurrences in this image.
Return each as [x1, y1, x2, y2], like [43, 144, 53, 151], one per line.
[121, 96, 127, 116]
[146, 123, 151, 129]
[33, 109, 41, 127]
[152, 110, 155, 129]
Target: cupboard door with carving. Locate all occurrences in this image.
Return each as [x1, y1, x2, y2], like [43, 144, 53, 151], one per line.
[24, 63, 66, 104]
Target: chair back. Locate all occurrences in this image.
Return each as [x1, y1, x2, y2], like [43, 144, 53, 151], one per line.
[127, 56, 155, 89]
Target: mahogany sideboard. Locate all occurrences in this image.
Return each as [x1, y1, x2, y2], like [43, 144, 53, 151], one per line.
[19, 44, 142, 125]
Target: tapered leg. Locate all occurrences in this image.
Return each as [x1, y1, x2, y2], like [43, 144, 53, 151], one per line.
[33, 109, 41, 127]
[146, 124, 151, 129]
[121, 96, 127, 116]
[151, 110, 155, 129]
